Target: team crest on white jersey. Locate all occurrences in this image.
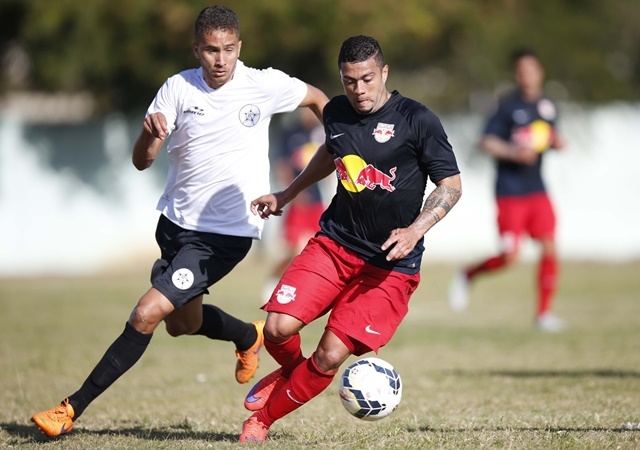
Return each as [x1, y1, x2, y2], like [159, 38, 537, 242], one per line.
[372, 123, 395, 143]
[275, 284, 297, 304]
[172, 268, 194, 290]
[239, 104, 261, 127]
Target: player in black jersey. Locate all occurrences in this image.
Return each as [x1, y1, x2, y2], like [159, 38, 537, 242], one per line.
[448, 49, 567, 332]
[239, 35, 462, 443]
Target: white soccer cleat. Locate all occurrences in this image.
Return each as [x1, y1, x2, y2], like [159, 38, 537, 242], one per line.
[535, 312, 566, 333]
[448, 269, 469, 312]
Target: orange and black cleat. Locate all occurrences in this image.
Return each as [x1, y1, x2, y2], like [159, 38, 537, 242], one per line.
[235, 320, 265, 384]
[31, 398, 75, 437]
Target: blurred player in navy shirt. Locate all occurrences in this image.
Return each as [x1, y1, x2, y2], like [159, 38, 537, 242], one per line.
[449, 48, 567, 332]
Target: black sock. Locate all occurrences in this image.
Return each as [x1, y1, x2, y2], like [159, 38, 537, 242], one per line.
[194, 304, 257, 350]
[68, 322, 152, 419]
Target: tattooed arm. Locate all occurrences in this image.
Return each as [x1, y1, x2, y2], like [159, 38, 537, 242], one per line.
[414, 174, 462, 234]
[381, 174, 462, 261]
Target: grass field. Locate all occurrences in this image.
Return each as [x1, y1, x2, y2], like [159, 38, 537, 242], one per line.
[1, 258, 639, 449]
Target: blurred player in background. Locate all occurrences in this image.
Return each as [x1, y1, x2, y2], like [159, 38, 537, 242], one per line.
[262, 108, 326, 303]
[448, 48, 566, 332]
[239, 35, 461, 443]
[30, 5, 328, 438]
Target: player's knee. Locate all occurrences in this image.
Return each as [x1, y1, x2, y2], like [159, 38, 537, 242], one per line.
[313, 347, 345, 373]
[130, 290, 174, 334]
[129, 305, 163, 334]
[263, 313, 302, 343]
[263, 321, 293, 343]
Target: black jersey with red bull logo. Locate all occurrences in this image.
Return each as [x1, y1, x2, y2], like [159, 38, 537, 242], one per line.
[319, 91, 459, 274]
[484, 91, 559, 197]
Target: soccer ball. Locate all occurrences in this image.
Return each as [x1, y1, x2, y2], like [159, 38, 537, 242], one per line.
[338, 357, 402, 421]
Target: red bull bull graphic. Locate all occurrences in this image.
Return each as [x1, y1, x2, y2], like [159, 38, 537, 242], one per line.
[356, 165, 396, 192]
[334, 155, 397, 193]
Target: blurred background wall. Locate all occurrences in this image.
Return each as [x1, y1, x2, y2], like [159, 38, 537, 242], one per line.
[1, 0, 639, 276]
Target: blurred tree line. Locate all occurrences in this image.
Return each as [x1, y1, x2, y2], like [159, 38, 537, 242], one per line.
[1, 0, 638, 113]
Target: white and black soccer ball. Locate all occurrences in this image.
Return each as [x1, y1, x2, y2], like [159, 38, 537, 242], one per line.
[338, 357, 402, 421]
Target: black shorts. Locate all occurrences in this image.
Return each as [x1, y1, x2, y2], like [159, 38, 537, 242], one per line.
[151, 214, 252, 308]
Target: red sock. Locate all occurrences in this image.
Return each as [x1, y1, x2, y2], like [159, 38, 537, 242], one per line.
[265, 334, 305, 378]
[256, 353, 336, 426]
[466, 255, 507, 280]
[537, 256, 558, 315]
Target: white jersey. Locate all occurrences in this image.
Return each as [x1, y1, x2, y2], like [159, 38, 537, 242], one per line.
[147, 61, 307, 239]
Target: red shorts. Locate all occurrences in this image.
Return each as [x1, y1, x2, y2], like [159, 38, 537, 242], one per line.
[283, 202, 324, 249]
[263, 235, 420, 355]
[496, 192, 556, 251]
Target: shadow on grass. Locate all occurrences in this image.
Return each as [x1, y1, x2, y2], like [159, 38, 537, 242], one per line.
[0, 421, 238, 444]
[412, 425, 639, 433]
[443, 369, 640, 379]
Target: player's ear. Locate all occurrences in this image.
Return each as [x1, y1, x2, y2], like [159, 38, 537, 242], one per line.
[192, 41, 200, 60]
[237, 40, 242, 57]
[381, 64, 389, 84]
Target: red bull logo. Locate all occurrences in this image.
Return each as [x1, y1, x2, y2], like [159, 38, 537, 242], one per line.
[356, 165, 396, 192]
[512, 119, 553, 153]
[334, 155, 397, 193]
[372, 122, 395, 143]
[335, 157, 350, 182]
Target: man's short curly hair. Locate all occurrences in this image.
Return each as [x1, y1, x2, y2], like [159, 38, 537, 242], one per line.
[194, 6, 240, 42]
[338, 35, 385, 68]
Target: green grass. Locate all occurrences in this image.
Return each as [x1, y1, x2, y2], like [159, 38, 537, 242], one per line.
[1, 258, 639, 449]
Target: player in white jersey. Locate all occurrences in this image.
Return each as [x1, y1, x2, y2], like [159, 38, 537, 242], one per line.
[31, 5, 329, 438]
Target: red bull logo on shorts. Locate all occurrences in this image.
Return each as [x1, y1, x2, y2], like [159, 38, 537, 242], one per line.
[275, 284, 297, 304]
[334, 154, 397, 193]
[372, 122, 395, 143]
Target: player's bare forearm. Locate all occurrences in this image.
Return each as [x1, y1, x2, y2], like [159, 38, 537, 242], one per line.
[412, 174, 462, 235]
[299, 84, 329, 123]
[479, 134, 538, 164]
[280, 144, 335, 204]
[132, 129, 163, 171]
[252, 145, 334, 219]
[381, 174, 461, 261]
[479, 135, 512, 160]
[132, 113, 167, 170]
